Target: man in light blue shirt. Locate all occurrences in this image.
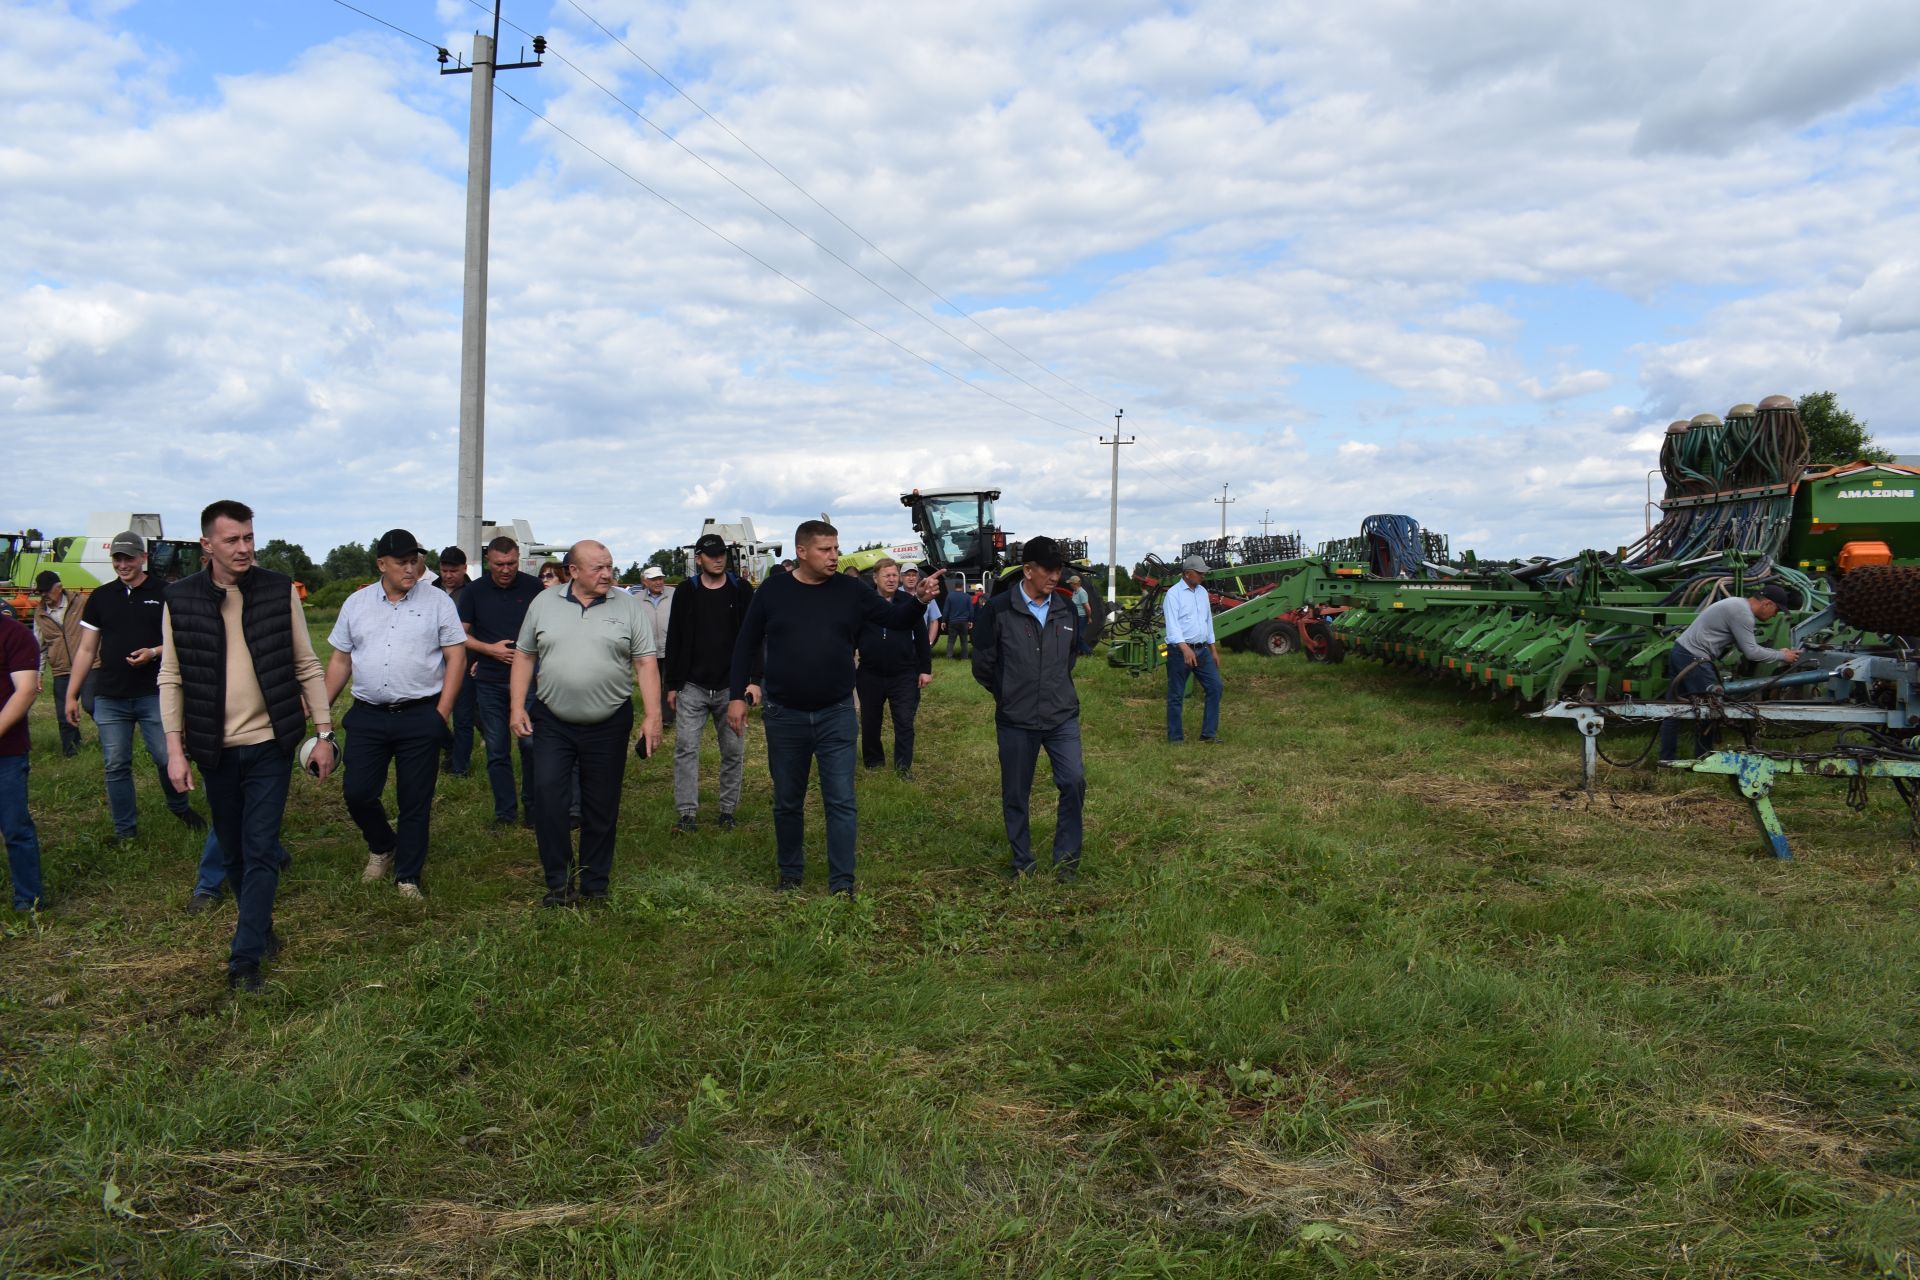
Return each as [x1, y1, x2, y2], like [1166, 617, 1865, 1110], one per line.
[323, 528, 468, 896]
[1162, 554, 1224, 742]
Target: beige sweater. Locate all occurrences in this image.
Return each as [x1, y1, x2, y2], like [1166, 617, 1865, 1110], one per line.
[159, 585, 329, 746]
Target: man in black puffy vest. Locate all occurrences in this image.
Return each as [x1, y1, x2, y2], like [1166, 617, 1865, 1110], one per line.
[160, 500, 336, 992]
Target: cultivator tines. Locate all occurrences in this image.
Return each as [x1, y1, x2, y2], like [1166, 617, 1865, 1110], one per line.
[1242, 533, 1303, 563]
[1420, 531, 1449, 563]
[1056, 538, 1089, 564]
[1835, 564, 1920, 636]
[1180, 538, 1236, 568]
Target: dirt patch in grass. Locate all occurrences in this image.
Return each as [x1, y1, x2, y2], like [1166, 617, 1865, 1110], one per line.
[1387, 773, 1750, 834]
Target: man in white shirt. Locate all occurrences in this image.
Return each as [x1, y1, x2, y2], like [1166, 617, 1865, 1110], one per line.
[323, 529, 467, 897]
[1162, 555, 1224, 743]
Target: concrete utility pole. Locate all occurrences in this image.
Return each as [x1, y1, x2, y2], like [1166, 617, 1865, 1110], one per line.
[441, 4, 543, 559]
[1214, 482, 1235, 540]
[1098, 410, 1134, 605]
[1260, 508, 1273, 537]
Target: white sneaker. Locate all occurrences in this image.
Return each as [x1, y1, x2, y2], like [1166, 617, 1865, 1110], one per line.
[362, 853, 394, 882]
[396, 881, 423, 900]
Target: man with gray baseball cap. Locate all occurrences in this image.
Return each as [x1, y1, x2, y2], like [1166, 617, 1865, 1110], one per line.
[1162, 554, 1225, 743]
[64, 530, 208, 841]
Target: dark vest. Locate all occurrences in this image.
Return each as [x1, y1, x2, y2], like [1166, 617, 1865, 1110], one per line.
[165, 567, 307, 768]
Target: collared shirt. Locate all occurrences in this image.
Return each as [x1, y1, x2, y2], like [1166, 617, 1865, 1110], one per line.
[328, 579, 465, 704]
[78, 574, 169, 699]
[456, 570, 543, 684]
[517, 584, 659, 723]
[1021, 587, 1053, 629]
[1162, 580, 1216, 645]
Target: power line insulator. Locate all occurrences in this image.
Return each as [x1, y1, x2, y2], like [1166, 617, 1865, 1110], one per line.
[436, 47, 451, 65]
[532, 35, 547, 55]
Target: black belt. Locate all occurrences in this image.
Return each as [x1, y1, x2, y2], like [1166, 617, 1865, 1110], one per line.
[357, 696, 437, 714]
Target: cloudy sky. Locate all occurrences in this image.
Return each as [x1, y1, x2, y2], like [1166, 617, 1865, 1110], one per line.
[7, 0, 1920, 571]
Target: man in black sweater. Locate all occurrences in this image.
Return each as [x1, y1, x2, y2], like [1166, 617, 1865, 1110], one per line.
[972, 536, 1086, 882]
[728, 520, 933, 896]
[664, 533, 762, 833]
[856, 558, 933, 779]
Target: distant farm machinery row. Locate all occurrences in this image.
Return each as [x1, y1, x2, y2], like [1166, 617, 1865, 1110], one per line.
[1113, 396, 1920, 858]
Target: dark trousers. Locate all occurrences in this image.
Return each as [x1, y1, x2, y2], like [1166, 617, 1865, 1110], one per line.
[444, 673, 477, 775]
[945, 623, 971, 659]
[51, 671, 92, 755]
[343, 700, 445, 884]
[475, 680, 534, 821]
[997, 719, 1085, 873]
[1657, 645, 1719, 763]
[202, 741, 294, 976]
[1166, 644, 1224, 741]
[529, 699, 631, 896]
[856, 667, 920, 770]
[762, 697, 859, 892]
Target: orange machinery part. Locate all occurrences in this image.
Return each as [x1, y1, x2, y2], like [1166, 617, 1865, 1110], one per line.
[1837, 541, 1893, 572]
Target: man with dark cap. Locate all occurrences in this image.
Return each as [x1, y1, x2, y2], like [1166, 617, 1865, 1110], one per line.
[436, 546, 478, 777]
[856, 558, 931, 779]
[323, 530, 467, 898]
[65, 530, 208, 838]
[972, 536, 1086, 881]
[32, 571, 90, 756]
[1161, 553, 1224, 743]
[1658, 585, 1803, 763]
[663, 532, 759, 834]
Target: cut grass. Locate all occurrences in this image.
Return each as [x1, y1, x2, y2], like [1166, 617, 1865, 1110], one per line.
[1, 627, 1916, 1277]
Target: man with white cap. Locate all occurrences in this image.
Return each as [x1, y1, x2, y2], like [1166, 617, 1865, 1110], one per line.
[629, 564, 675, 729]
[64, 530, 208, 840]
[323, 529, 467, 898]
[1162, 554, 1225, 743]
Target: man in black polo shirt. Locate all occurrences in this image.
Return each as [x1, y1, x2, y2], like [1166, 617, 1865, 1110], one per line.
[727, 520, 934, 897]
[64, 531, 206, 840]
[436, 546, 478, 777]
[457, 535, 543, 826]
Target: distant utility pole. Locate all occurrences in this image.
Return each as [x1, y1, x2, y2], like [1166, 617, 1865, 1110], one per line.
[1098, 410, 1134, 604]
[1214, 483, 1235, 540]
[1259, 508, 1273, 537]
[440, 3, 543, 559]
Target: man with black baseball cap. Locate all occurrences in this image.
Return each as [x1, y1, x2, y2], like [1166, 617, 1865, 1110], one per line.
[64, 529, 208, 841]
[662, 532, 761, 832]
[323, 529, 467, 898]
[1658, 584, 1803, 764]
[436, 546, 478, 777]
[972, 535, 1087, 881]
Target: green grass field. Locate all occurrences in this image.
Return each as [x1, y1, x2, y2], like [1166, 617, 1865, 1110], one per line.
[3, 620, 1917, 1277]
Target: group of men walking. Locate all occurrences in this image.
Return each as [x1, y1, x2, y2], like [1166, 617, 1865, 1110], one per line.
[0, 504, 1246, 994]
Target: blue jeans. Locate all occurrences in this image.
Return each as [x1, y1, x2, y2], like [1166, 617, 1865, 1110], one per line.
[762, 697, 859, 892]
[0, 754, 44, 910]
[1657, 645, 1720, 764]
[445, 672, 477, 775]
[474, 680, 534, 822]
[194, 829, 292, 898]
[94, 692, 191, 835]
[997, 719, 1085, 873]
[201, 741, 294, 975]
[1166, 644, 1224, 741]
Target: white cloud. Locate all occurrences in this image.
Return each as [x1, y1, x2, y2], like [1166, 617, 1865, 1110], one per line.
[5, 0, 1920, 569]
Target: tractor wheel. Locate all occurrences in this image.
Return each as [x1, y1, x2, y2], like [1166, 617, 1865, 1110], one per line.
[1249, 619, 1297, 657]
[1834, 564, 1920, 636]
[1302, 620, 1346, 664]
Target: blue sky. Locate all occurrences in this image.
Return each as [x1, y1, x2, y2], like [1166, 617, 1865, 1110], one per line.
[5, 0, 1919, 564]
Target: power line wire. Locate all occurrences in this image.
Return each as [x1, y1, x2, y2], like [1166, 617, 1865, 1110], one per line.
[491, 83, 1101, 444]
[326, 0, 442, 51]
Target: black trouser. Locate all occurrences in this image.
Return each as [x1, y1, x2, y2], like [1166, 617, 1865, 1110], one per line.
[945, 623, 971, 659]
[202, 741, 294, 976]
[997, 718, 1085, 873]
[856, 667, 920, 770]
[1657, 645, 1719, 764]
[343, 698, 445, 884]
[51, 671, 92, 754]
[444, 673, 476, 775]
[529, 699, 631, 895]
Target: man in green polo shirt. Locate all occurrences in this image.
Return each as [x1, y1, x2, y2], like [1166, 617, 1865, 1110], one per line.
[509, 540, 663, 906]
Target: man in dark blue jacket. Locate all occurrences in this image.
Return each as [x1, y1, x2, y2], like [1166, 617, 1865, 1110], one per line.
[856, 558, 932, 779]
[971, 536, 1085, 881]
[942, 575, 976, 659]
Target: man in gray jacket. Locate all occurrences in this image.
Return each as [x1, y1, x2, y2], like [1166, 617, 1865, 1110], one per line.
[1658, 584, 1802, 763]
[971, 536, 1085, 881]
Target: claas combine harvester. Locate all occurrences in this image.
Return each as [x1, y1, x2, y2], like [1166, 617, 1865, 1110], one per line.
[1110, 395, 1920, 858]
